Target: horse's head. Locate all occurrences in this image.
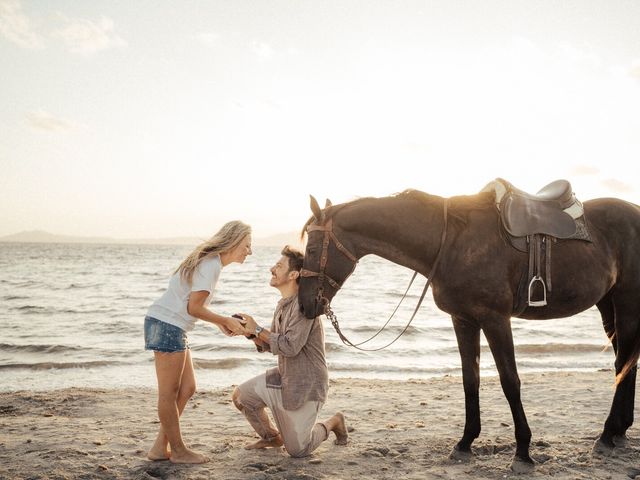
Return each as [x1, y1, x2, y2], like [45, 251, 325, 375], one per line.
[299, 195, 358, 319]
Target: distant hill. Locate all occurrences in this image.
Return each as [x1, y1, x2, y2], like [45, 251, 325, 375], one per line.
[0, 230, 303, 247]
[253, 232, 305, 248]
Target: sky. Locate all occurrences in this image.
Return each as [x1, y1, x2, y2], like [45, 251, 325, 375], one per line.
[1, 0, 640, 239]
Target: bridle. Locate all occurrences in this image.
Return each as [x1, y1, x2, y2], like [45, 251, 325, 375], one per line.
[300, 217, 358, 304]
[301, 199, 449, 351]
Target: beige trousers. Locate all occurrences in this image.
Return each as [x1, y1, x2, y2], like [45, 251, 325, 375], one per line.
[237, 373, 328, 457]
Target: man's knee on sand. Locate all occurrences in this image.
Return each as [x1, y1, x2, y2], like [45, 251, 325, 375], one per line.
[285, 443, 312, 458]
[282, 425, 328, 458]
[232, 386, 243, 411]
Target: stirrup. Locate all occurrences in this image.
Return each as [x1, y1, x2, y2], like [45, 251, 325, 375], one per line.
[528, 275, 547, 307]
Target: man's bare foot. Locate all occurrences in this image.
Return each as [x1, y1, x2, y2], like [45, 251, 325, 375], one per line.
[169, 448, 209, 464]
[330, 412, 349, 445]
[244, 435, 284, 450]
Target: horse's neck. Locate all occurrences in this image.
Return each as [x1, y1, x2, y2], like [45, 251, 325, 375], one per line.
[338, 195, 444, 276]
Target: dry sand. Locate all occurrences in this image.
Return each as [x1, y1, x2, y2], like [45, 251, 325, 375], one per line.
[0, 370, 639, 480]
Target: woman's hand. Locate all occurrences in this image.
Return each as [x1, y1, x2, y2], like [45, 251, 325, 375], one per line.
[224, 316, 247, 336]
[217, 323, 234, 336]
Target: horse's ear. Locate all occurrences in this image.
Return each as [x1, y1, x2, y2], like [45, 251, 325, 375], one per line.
[325, 199, 332, 208]
[310, 195, 323, 221]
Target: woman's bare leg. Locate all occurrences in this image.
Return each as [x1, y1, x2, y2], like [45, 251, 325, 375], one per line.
[148, 350, 198, 460]
[150, 351, 207, 464]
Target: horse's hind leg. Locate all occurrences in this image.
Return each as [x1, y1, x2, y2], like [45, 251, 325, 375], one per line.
[594, 294, 639, 453]
[450, 316, 481, 460]
[482, 317, 534, 473]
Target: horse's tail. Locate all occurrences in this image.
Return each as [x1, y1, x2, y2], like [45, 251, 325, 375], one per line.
[615, 327, 640, 386]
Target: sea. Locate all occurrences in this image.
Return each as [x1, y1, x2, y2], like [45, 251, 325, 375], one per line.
[0, 242, 613, 393]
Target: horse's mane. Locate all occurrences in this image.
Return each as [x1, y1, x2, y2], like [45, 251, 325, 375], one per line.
[399, 188, 494, 208]
[398, 189, 495, 225]
[300, 188, 496, 239]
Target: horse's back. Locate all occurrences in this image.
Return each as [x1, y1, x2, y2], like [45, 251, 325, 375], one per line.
[584, 197, 640, 237]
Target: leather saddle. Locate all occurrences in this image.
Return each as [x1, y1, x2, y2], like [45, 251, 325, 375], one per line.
[489, 178, 579, 238]
[481, 178, 590, 310]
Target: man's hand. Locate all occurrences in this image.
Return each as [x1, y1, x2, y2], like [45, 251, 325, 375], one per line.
[237, 313, 258, 334]
[233, 314, 255, 339]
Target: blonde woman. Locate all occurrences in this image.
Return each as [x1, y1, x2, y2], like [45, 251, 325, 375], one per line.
[144, 220, 252, 464]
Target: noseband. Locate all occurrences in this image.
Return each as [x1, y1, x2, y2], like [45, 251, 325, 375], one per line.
[300, 217, 357, 305]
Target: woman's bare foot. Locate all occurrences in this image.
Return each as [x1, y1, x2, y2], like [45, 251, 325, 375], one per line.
[244, 435, 284, 450]
[328, 412, 349, 445]
[147, 446, 170, 461]
[169, 448, 209, 464]
[147, 435, 170, 461]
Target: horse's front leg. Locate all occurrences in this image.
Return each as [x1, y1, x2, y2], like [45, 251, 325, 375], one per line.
[450, 316, 481, 461]
[483, 317, 534, 473]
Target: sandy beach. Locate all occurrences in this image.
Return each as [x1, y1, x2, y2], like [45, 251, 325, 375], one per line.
[0, 370, 638, 480]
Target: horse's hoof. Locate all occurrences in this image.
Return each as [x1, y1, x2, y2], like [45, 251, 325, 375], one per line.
[510, 457, 535, 474]
[612, 435, 628, 448]
[449, 446, 473, 463]
[592, 438, 615, 456]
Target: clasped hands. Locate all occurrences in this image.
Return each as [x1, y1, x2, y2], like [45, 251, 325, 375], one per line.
[219, 313, 259, 338]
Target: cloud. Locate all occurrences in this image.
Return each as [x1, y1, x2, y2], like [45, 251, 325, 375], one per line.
[557, 42, 603, 69]
[252, 41, 274, 61]
[51, 15, 126, 55]
[0, 0, 43, 48]
[600, 178, 634, 194]
[196, 32, 220, 48]
[26, 110, 74, 132]
[569, 165, 600, 176]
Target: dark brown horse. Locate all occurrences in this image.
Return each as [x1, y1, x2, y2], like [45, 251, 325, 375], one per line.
[298, 185, 640, 472]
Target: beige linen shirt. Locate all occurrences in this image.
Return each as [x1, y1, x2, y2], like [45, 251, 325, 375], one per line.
[263, 294, 328, 411]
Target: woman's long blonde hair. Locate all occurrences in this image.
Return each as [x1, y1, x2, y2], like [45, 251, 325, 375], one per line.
[176, 220, 251, 284]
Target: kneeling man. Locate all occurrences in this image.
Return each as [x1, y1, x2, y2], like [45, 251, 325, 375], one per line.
[232, 246, 348, 457]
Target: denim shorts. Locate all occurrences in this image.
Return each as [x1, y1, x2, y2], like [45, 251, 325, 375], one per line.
[144, 316, 189, 353]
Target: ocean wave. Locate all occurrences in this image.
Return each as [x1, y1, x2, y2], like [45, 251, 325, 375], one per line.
[192, 357, 251, 369]
[2, 295, 30, 301]
[11, 305, 123, 316]
[1, 280, 40, 287]
[115, 294, 154, 301]
[514, 343, 609, 354]
[413, 343, 610, 356]
[56, 307, 120, 315]
[327, 362, 460, 375]
[12, 305, 47, 312]
[0, 360, 125, 371]
[64, 283, 102, 290]
[510, 359, 611, 370]
[190, 344, 244, 353]
[0, 343, 86, 354]
[347, 324, 424, 336]
[382, 291, 423, 300]
[323, 342, 609, 358]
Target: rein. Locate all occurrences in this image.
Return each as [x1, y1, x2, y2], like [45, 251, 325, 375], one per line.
[302, 199, 449, 351]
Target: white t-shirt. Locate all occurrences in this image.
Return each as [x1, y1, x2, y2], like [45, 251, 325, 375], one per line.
[147, 255, 222, 332]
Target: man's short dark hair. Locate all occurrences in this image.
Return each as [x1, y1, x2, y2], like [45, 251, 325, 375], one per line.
[281, 245, 304, 284]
